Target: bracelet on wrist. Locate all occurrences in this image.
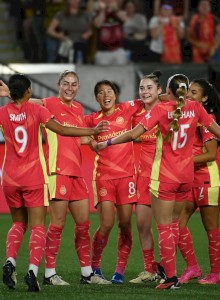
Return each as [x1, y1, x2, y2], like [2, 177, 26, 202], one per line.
[106, 138, 112, 146]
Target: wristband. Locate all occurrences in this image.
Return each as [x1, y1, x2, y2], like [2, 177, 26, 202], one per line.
[106, 138, 112, 146]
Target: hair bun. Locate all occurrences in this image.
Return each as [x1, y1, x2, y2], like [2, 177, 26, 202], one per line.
[152, 70, 162, 78]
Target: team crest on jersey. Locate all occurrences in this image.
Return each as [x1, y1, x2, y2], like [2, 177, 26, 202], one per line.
[99, 188, 107, 197]
[116, 116, 124, 124]
[60, 185, 67, 195]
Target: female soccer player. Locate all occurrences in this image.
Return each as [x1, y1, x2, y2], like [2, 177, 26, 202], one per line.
[85, 80, 143, 283]
[0, 74, 108, 292]
[129, 71, 162, 283]
[178, 79, 220, 285]
[95, 73, 220, 289]
[26, 71, 111, 285]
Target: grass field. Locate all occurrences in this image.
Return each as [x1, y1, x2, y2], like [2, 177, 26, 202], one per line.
[0, 212, 219, 300]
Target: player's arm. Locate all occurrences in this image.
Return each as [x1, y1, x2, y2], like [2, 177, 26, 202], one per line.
[194, 139, 217, 165]
[0, 80, 44, 105]
[81, 136, 92, 144]
[208, 121, 220, 140]
[29, 98, 44, 105]
[46, 118, 109, 137]
[97, 124, 146, 151]
[0, 80, 10, 98]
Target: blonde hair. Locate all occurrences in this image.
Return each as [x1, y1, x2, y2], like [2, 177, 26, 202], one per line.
[164, 74, 189, 142]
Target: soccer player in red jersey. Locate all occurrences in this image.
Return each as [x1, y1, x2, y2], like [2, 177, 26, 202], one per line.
[29, 71, 111, 285]
[95, 74, 220, 289]
[84, 80, 143, 283]
[178, 79, 220, 285]
[0, 74, 109, 292]
[129, 71, 162, 283]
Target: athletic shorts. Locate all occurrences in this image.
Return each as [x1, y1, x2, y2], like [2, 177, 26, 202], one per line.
[191, 185, 220, 207]
[93, 176, 137, 207]
[3, 184, 49, 208]
[136, 176, 151, 206]
[48, 174, 89, 201]
[150, 179, 192, 202]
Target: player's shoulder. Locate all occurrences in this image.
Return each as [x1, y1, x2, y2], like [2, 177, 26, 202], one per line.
[117, 99, 142, 113]
[43, 96, 59, 103]
[72, 100, 83, 109]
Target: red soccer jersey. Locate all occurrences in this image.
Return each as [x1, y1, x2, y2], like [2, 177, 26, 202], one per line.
[85, 100, 142, 180]
[133, 107, 157, 178]
[43, 97, 85, 177]
[193, 127, 220, 187]
[140, 100, 214, 184]
[0, 101, 53, 186]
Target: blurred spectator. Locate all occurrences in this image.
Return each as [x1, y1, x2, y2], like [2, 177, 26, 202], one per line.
[122, 0, 148, 62]
[47, 0, 93, 64]
[186, 0, 220, 63]
[138, 0, 154, 20]
[154, 0, 189, 20]
[20, 1, 35, 61]
[31, 0, 47, 62]
[93, 0, 128, 65]
[44, 0, 65, 62]
[8, 0, 24, 47]
[148, 4, 185, 63]
[153, 0, 191, 62]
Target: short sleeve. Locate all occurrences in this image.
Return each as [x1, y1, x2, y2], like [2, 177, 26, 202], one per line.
[139, 105, 160, 131]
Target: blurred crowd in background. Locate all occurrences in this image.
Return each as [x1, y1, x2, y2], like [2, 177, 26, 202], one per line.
[5, 0, 220, 65]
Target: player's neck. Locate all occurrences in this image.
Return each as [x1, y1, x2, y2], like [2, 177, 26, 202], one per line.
[13, 98, 28, 107]
[102, 107, 115, 116]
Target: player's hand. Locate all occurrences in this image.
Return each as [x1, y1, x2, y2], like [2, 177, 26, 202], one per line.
[93, 120, 110, 135]
[0, 80, 10, 97]
[89, 139, 100, 155]
[97, 141, 108, 151]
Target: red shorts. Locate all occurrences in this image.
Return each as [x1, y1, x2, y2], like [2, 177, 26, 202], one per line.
[3, 184, 49, 208]
[150, 179, 192, 202]
[136, 176, 151, 205]
[93, 176, 137, 207]
[48, 174, 89, 201]
[191, 185, 220, 207]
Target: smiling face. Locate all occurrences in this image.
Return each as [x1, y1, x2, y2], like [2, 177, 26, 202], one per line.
[187, 82, 208, 104]
[139, 78, 161, 110]
[95, 83, 117, 115]
[58, 73, 79, 105]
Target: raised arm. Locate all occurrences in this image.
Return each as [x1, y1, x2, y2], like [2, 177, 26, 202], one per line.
[0, 80, 10, 97]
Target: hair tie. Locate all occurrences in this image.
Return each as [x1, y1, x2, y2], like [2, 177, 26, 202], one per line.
[179, 83, 187, 89]
[176, 107, 181, 111]
[179, 96, 184, 99]
[173, 118, 178, 121]
[170, 128, 174, 131]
